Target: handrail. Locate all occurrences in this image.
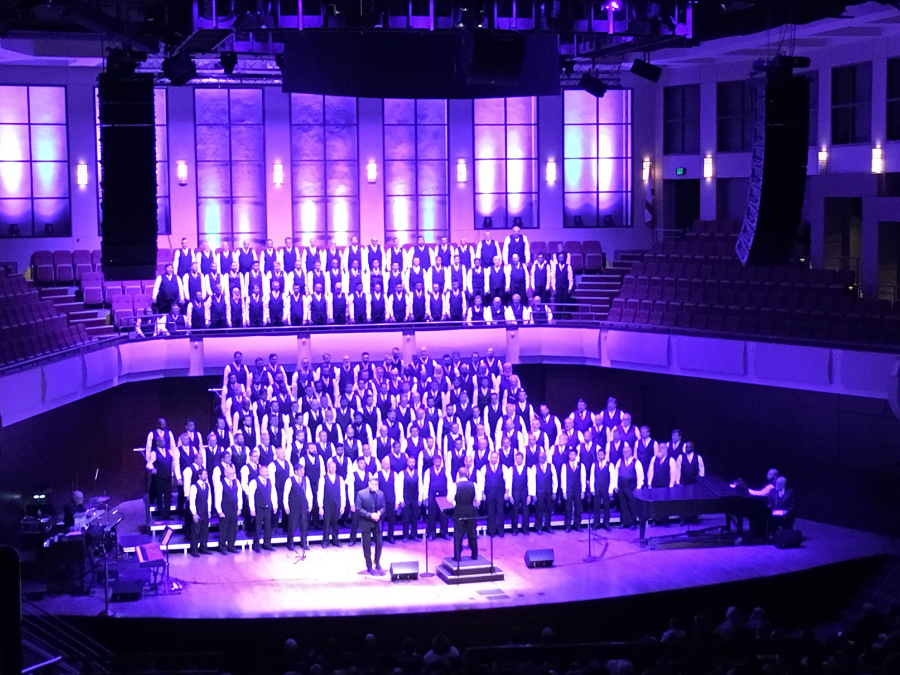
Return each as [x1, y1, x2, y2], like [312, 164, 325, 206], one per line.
[22, 598, 112, 663]
[21, 655, 62, 674]
[0, 334, 124, 376]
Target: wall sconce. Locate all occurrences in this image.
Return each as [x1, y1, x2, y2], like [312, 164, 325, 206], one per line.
[818, 148, 828, 173]
[872, 146, 884, 174]
[642, 159, 651, 182]
[177, 161, 188, 186]
[367, 160, 377, 183]
[273, 162, 284, 186]
[546, 159, 557, 184]
[76, 162, 88, 187]
[703, 155, 713, 180]
[456, 158, 467, 183]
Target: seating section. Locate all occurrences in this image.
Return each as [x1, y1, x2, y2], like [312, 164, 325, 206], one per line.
[31, 249, 102, 286]
[0, 275, 95, 367]
[606, 219, 900, 346]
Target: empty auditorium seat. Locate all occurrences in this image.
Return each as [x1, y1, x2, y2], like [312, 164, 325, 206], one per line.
[31, 251, 54, 286]
[157, 248, 174, 264]
[73, 250, 93, 281]
[530, 241, 547, 259]
[53, 251, 74, 284]
[112, 295, 133, 327]
[91, 250, 102, 271]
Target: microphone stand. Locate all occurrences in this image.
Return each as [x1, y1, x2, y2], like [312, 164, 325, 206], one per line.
[583, 514, 598, 563]
[420, 503, 434, 578]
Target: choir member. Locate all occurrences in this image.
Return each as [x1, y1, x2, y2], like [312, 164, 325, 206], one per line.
[188, 468, 212, 557]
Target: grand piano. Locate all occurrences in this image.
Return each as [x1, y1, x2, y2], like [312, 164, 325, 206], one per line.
[632, 475, 768, 543]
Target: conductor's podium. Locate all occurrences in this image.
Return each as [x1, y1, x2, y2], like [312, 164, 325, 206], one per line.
[436, 555, 504, 585]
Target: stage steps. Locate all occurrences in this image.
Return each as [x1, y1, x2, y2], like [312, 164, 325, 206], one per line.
[436, 555, 505, 585]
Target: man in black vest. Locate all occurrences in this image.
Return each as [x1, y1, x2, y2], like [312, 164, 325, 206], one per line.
[533, 450, 558, 535]
[590, 447, 612, 530]
[189, 468, 212, 557]
[215, 463, 242, 554]
[422, 454, 449, 540]
[249, 464, 277, 552]
[452, 467, 479, 561]
[355, 473, 387, 574]
[400, 455, 421, 541]
[509, 452, 534, 535]
[284, 463, 313, 551]
[766, 476, 796, 535]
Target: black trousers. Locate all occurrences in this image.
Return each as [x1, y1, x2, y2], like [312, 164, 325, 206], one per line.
[220, 511, 238, 551]
[510, 494, 530, 534]
[401, 502, 419, 539]
[427, 497, 448, 538]
[349, 510, 361, 543]
[593, 490, 610, 527]
[361, 524, 382, 569]
[381, 506, 398, 541]
[309, 490, 321, 529]
[152, 478, 171, 519]
[190, 516, 209, 553]
[534, 492, 553, 531]
[322, 501, 340, 546]
[453, 516, 478, 560]
[618, 488, 637, 527]
[564, 493, 582, 529]
[253, 506, 272, 550]
[485, 493, 505, 536]
[287, 509, 309, 549]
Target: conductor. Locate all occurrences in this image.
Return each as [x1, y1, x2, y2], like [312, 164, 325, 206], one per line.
[453, 467, 479, 562]
[355, 473, 387, 574]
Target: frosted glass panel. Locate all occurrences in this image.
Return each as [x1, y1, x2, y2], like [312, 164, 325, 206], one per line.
[229, 89, 263, 124]
[416, 100, 446, 124]
[294, 162, 326, 197]
[291, 94, 324, 125]
[386, 196, 415, 233]
[0, 199, 32, 233]
[326, 196, 357, 245]
[231, 162, 265, 197]
[474, 99, 504, 125]
[325, 96, 356, 125]
[564, 90, 597, 124]
[416, 125, 446, 159]
[198, 162, 231, 197]
[232, 197, 266, 235]
[155, 125, 168, 162]
[564, 159, 597, 193]
[565, 125, 598, 159]
[325, 126, 356, 161]
[32, 162, 68, 198]
[293, 197, 326, 235]
[156, 162, 169, 197]
[476, 192, 505, 223]
[384, 126, 415, 160]
[417, 196, 447, 234]
[0, 162, 31, 198]
[0, 126, 30, 161]
[417, 161, 446, 196]
[597, 124, 630, 158]
[475, 159, 506, 193]
[154, 88, 167, 124]
[198, 198, 232, 234]
[326, 161, 356, 197]
[30, 126, 67, 161]
[0, 87, 29, 123]
[29, 88, 66, 125]
[506, 97, 535, 125]
[292, 126, 325, 161]
[506, 159, 535, 194]
[507, 194, 537, 228]
[195, 89, 229, 124]
[474, 126, 504, 159]
[384, 99, 415, 125]
[385, 160, 415, 195]
[565, 193, 598, 227]
[196, 125, 230, 161]
[506, 125, 534, 159]
[33, 199, 70, 235]
[230, 124, 263, 160]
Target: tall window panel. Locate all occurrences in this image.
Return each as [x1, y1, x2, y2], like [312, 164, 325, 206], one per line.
[95, 87, 169, 234]
[831, 62, 872, 145]
[887, 58, 900, 142]
[563, 88, 632, 228]
[474, 97, 538, 230]
[195, 88, 266, 248]
[663, 84, 700, 155]
[0, 86, 69, 238]
[716, 80, 754, 153]
[290, 94, 359, 246]
[383, 99, 448, 244]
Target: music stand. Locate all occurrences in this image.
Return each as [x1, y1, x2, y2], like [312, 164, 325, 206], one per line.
[160, 527, 182, 594]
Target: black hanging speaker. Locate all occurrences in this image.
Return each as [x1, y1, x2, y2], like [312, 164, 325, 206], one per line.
[735, 75, 810, 266]
[98, 73, 158, 281]
[524, 548, 554, 568]
[390, 561, 420, 581]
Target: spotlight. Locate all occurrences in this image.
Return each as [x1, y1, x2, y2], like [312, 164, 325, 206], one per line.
[559, 57, 575, 76]
[630, 58, 662, 83]
[8, 224, 20, 237]
[220, 51, 238, 76]
[578, 73, 608, 98]
[573, 215, 584, 228]
[482, 217, 493, 229]
[162, 52, 197, 86]
[512, 216, 523, 229]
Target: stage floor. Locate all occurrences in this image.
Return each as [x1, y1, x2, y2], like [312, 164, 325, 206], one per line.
[33, 517, 895, 620]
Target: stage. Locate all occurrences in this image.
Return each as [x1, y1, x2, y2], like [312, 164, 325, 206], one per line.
[32, 515, 895, 621]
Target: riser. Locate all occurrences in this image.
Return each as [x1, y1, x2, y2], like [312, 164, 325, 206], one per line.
[436, 567, 505, 584]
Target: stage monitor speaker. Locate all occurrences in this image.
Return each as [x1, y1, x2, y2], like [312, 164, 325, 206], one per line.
[735, 75, 810, 266]
[390, 561, 420, 581]
[281, 30, 559, 99]
[524, 548, 554, 568]
[773, 530, 803, 549]
[98, 73, 158, 281]
[110, 580, 144, 602]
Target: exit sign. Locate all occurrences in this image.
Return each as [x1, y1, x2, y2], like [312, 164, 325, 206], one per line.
[676, 167, 686, 176]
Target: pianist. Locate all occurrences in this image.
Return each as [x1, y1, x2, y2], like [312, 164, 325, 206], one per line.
[63, 490, 86, 529]
[766, 477, 795, 534]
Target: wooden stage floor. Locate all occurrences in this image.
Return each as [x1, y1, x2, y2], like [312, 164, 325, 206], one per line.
[34, 517, 895, 620]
